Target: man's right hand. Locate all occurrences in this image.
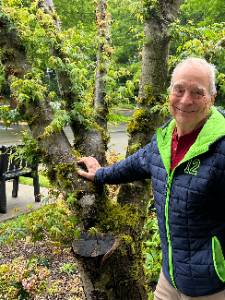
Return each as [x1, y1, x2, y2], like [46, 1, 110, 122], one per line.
[77, 156, 102, 182]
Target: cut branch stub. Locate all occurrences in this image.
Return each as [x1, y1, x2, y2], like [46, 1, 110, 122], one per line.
[72, 233, 115, 258]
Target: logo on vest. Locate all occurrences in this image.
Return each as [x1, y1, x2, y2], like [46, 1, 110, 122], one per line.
[184, 159, 200, 176]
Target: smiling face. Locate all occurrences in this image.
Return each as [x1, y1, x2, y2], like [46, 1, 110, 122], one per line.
[169, 63, 214, 135]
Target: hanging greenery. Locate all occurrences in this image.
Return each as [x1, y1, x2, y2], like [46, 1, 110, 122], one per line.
[0, 0, 95, 132]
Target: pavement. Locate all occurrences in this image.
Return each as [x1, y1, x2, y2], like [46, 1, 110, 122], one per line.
[0, 181, 49, 223]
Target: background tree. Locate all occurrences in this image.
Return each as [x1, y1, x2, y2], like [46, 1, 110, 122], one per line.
[54, 0, 95, 30]
[179, 0, 225, 25]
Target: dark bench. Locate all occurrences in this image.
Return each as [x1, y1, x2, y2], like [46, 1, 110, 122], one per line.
[0, 145, 40, 214]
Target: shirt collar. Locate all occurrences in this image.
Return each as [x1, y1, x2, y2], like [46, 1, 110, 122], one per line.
[173, 125, 203, 144]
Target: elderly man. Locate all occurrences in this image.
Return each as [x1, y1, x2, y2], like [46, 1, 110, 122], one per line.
[78, 57, 225, 299]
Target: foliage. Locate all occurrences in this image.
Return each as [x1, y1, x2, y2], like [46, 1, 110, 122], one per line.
[143, 213, 161, 285]
[106, 0, 142, 107]
[109, 0, 143, 64]
[0, 256, 50, 299]
[179, 0, 225, 25]
[0, 242, 83, 299]
[148, 292, 154, 300]
[59, 263, 77, 275]
[0, 60, 6, 91]
[53, 0, 143, 108]
[0, 199, 78, 245]
[0, 105, 22, 126]
[70, 101, 95, 128]
[169, 21, 225, 105]
[105, 63, 140, 107]
[0, 198, 82, 299]
[11, 74, 47, 105]
[50, 0, 225, 112]
[43, 109, 70, 136]
[0, 0, 95, 130]
[14, 131, 42, 165]
[53, 0, 95, 30]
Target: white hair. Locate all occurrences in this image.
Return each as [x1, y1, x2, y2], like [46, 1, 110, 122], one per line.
[170, 57, 217, 96]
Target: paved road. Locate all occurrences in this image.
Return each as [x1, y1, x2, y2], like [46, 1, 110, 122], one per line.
[108, 124, 129, 155]
[0, 123, 129, 155]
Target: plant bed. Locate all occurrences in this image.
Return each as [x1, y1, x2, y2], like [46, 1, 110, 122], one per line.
[0, 240, 85, 299]
[0, 199, 85, 299]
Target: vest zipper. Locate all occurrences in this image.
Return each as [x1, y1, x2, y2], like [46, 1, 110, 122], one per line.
[165, 171, 177, 288]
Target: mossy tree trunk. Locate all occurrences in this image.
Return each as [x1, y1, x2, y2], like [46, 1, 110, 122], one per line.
[68, 0, 110, 166]
[116, 0, 183, 292]
[119, 0, 184, 203]
[64, 0, 110, 167]
[0, 1, 183, 299]
[94, 0, 110, 130]
[127, 0, 183, 152]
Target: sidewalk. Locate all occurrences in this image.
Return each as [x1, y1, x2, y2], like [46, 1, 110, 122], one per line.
[0, 181, 48, 222]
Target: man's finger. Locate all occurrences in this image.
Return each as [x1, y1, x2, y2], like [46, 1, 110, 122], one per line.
[77, 169, 94, 181]
[77, 169, 88, 177]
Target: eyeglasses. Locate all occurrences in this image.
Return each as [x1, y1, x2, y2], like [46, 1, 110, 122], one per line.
[170, 84, 208, 100]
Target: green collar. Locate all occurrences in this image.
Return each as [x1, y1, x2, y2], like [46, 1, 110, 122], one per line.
[156, 106, 225, 174]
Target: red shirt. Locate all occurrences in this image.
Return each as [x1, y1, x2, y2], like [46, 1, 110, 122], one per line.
[171, 126, 202, 170]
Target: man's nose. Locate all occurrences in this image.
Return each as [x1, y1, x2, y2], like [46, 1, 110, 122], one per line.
[180, 90, 194, 104]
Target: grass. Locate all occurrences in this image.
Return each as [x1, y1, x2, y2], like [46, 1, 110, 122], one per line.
[108, 112, 131, 124]
[19, 172, 50, 188]
[112, 103, 136, 109]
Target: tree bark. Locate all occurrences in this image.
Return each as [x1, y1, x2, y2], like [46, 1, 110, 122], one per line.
[94, 0, 110, 130]
[119, 0, 184, 203]
[67, 0, 111, 166]
[127, 0, 184, 151]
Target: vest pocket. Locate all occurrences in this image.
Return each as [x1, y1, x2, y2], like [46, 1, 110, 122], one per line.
[212, 236, 225, 282]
